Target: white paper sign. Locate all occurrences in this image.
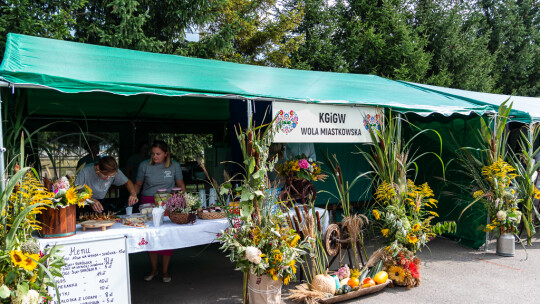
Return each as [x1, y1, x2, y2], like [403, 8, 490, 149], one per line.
[272, 101, 380, 143]
[47, 236, 130, 304]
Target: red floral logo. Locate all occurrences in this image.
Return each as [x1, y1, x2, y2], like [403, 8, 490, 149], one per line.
[138, 238, 148, 246]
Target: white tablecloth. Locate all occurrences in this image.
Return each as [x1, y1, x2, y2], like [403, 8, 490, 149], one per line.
[37, 207, 329, 254]
[37, 216, 229, 254]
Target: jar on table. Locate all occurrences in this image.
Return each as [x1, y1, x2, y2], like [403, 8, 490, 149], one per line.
[154, 189, 170, 207]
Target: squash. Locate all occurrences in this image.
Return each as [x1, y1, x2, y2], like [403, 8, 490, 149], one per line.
[373, 271, 388, 285]
[311, 274, 336, 295]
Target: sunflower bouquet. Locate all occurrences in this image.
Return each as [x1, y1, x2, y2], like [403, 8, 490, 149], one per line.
[473, 159, 522, 235]
[372, 179, 455, 254]
[217, 214, 311, 286]
[38, 176, 92, 209]
[0, 166, 67, 303]
[276, 155, 326, 182]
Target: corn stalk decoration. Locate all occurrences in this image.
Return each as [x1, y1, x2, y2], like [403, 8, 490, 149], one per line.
[230, 117, 279, 224]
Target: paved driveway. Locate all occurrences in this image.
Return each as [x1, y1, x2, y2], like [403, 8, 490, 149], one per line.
[129, 235, 540, 303]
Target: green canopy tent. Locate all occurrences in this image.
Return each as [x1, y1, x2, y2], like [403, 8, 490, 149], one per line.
[0, 33, 504, 248]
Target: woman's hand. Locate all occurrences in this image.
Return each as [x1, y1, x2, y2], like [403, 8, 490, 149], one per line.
[128, 193, 139, 206]
[89, 199, 104, 213]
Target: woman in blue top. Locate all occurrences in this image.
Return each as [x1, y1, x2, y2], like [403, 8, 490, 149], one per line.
[134, 140, 185, 283]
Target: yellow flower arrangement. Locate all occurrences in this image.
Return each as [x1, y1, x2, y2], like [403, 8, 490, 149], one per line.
[372, 179, 456, 254]
[477, 158, 522, 234]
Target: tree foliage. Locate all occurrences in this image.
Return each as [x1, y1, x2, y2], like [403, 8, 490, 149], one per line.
[0, 0, 538, 96]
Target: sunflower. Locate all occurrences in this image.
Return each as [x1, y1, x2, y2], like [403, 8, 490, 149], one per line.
[381, 228, 390, 237]
[65, 188, 78, 205]
[407, 234, 419, 245]
[535, 190, 540, 200]
[372, 209, 380, 220]
[412, 223, 421, 232]
[272, 249, 283, 263]
[388, 266, 406, 283]
[21, 253, 40, 271]
[10, 250, 25, 268]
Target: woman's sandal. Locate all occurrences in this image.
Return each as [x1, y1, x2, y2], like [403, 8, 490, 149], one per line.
[144, 272, 158, 281]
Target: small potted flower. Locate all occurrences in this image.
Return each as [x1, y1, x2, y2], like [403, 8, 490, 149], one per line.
[166, 193, 200, 225]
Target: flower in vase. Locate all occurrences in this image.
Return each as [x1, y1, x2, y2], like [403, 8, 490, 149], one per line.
[496, 210, 507, 221]
[245, 246, 263, 264]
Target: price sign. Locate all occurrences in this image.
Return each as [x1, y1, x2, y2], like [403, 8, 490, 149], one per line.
[47, 236, 130, 304]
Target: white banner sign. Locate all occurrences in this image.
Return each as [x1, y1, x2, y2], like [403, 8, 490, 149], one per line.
[47, 236, 130, 304]
[272, 102, 380, 143]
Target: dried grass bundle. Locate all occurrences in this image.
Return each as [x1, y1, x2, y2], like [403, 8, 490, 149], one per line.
[287, 283, 329, 304]
[363, 248, 385, 270]
[341, 214, 369, 244]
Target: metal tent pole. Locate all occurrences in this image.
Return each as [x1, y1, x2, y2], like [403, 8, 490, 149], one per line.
[0, 89, 5, 191]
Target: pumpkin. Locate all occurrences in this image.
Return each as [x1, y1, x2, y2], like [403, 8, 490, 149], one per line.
[311, 274, 336, 295]
[347, 277, 360, 288]
[373, 271, 388, 284]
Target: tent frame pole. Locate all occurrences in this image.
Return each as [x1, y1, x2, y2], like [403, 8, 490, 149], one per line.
[0, 89, 5, 191]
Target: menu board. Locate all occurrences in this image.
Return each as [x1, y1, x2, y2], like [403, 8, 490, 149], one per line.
[47, 236, 130, 304]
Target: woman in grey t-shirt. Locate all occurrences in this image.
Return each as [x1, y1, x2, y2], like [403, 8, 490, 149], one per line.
[134, 140, 185, 283]
[75, 156, 139, 214]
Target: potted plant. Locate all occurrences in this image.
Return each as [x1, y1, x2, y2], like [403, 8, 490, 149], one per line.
[166, 193, 199, 225]
[37, 176, 93, 238]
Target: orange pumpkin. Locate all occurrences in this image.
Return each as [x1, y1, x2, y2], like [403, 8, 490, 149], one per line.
[347, 277, 360, 288]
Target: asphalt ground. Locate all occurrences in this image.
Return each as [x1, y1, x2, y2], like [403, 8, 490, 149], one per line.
[129, 234, 540, 304]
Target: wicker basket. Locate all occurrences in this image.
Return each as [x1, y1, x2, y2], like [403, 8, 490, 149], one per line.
[197, 210, 226, 220]
[168, 212, 190, 224]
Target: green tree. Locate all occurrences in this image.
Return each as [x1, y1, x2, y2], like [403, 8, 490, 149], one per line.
[72, 0, 222, 54]
[289, 0, 348, 72]
[333, 0, 431, 81]
[187, 0, 305, 67]
[0, 0, 86, 58]
[415, 0, 496, 92]
[479, 0, 540, 96]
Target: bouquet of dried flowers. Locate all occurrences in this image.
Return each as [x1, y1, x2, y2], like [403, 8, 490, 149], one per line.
[382, 248, 421, 288]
